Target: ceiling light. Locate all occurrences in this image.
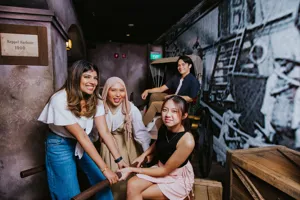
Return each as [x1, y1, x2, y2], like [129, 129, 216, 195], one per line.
[126, 34, 130, 37]
[128, 24, 134, 27]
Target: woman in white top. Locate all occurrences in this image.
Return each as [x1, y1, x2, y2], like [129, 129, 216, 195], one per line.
[100, 77, 151, 200]
[38, 60, 126, 200]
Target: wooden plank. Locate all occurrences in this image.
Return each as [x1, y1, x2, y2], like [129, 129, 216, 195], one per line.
[232, 154, 300, 199]
[232, 173, 253, 200]
[239, 150, 300, 181]
[228, 146, 279, 155]
[208, 186, 222, 200]
[229, 147, 300, 199]
[235, 151, 299, 181]
[270, 151, 300, 178]
[194, 179, 222, 188]
[283, 151, 300, 165]
[194, 185, 209, 200]
[232, 165, 264, 200]
[271, 149, 300, 167]
[231, 164, 294, 200]
[280, 146, 300, 156]
[193, 179, 222, 200]
[234, 153, 300, 187]
[277, 149, 300, 168]
[242, 151, 300, 182]
[232, 185, 252, 200]
[245, 170, 295, 200]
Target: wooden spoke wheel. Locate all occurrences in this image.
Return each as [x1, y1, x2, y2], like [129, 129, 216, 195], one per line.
[196, 107, 213, 178]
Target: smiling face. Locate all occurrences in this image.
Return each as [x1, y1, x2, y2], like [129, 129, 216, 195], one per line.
[177, 59, 191, 77]
[80, 70, 98, 95]
[162, 99, 186, 130]
[107, 82, 126, 108]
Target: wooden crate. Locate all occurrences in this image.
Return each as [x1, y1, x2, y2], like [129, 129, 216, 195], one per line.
[187, 178, 223, 200]
[226, 145, 300, 200]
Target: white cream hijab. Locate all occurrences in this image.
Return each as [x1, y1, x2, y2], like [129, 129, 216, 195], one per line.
[101, 77, 133, 139]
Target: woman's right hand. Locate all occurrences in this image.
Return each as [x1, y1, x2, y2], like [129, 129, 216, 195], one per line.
[103, 168, 119, 185]
[141, 90, 148, 100]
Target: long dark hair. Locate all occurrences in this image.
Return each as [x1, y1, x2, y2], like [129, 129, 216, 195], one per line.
[63, 60, 100, 118]
[161, 95, 190, 131]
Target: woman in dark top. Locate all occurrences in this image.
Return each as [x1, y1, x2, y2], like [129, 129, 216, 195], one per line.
[119, 95, 195, 200]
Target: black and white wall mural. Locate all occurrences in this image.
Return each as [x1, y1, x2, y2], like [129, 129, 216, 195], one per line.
[159, 0, 300, 163]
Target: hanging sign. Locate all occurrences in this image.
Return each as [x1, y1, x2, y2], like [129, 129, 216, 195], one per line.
[1, 33, 39, 57]
[150, 51, 162, 60]
[0, 24, 48, 66]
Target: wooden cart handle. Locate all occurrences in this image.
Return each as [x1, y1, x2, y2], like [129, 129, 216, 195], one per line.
[20, 164, 46, 178]
[72, 160, 146, 200]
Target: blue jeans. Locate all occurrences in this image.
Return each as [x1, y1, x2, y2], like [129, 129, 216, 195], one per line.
[45, 132, 113, 200]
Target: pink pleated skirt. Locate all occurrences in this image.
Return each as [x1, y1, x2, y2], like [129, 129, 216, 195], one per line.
[137, 161, 194, 200]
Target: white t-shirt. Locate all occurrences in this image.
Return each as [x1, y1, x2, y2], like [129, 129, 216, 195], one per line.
[38, 89, 105, 158]
[105, 102, 151, 151]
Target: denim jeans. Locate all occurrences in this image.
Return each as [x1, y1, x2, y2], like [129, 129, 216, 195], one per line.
[45, 132, 113, 200]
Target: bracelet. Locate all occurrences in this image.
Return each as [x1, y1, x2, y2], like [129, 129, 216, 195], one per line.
[114, 156, 123, 163]
[101, 167, 108, 173]
[139, 168, 143, 174]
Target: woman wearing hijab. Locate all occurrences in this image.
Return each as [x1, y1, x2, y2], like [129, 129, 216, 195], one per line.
[100, 77, 151, 200]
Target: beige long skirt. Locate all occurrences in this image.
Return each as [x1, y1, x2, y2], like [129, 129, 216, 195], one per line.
[100, 129, 142, 200]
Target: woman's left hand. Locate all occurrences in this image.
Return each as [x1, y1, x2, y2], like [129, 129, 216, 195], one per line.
[117, 160, 128, 169]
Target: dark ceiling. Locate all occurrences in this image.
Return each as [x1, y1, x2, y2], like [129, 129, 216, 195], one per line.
[73, 0, 202, 44]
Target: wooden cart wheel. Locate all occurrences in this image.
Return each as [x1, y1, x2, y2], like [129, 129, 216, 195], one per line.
[196, 107, 213, 178]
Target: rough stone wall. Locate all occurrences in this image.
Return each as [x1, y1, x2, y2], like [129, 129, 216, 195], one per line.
[0, 1, 85, 199]
[0, 19, 53, 200]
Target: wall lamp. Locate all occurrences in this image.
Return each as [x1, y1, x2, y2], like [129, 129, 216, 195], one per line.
[66, 39, 72, 50]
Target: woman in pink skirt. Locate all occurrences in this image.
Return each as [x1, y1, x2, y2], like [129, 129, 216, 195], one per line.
[119, 95, 195, 200]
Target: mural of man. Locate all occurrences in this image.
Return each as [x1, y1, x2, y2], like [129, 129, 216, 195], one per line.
[260, 58, 300, 150]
